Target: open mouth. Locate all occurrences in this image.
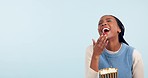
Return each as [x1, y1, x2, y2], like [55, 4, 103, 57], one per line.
[102, 28, 110, 33]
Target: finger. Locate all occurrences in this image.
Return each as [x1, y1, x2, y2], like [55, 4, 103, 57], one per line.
[103, 40, 109, 48]
[105, 40, 109, 46]
[97, 34, 103, 44]
[102, 35, 108, 44]
[98, 34, 106, 44]
[98, 35, 108, 48]
[92, 39, 96, 46]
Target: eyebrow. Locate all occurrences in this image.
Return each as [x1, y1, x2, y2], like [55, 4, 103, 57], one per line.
[98, 20, 103, 25]
[99, 18, 112, 23]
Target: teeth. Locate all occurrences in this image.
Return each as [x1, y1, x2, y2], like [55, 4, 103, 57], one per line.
[102, 28, 110, 33]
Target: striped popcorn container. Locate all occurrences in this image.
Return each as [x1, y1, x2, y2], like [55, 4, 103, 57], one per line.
[99, 68, 118, 78]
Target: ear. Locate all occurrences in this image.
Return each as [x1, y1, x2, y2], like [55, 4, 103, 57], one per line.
[117, 28, 121, 33]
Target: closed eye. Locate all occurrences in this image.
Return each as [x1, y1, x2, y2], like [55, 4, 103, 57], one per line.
[106, 19, 112, 22]
[98, 20, 103, 25]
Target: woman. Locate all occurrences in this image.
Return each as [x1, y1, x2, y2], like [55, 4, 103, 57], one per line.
[85, 15, 144, 78]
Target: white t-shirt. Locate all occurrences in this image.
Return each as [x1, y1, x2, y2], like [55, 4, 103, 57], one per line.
[85, 45, 144, 78]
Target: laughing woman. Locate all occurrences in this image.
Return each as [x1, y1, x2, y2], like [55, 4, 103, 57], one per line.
[85, 15, 144, 78]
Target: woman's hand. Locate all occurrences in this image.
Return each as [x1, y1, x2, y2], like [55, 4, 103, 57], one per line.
[90, 34, 108, 72]
[92, 34, 108, 58]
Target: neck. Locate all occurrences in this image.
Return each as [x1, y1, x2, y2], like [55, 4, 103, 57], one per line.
[106, 39, 121, 52]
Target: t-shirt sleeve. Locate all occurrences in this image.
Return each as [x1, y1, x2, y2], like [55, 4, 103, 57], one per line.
[132, 49, 144, 78]
[85, 45, 98, 78]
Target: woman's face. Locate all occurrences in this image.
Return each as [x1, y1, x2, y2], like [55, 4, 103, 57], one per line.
[98, 15, 121, 39]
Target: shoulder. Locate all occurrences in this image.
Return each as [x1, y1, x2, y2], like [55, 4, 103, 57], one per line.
[86, 45, 93, 51]
[86, 45, 93, 54]
[85, 45, 93, 59]
[132, 49, 143, 62]
[133, 49, 142, 59]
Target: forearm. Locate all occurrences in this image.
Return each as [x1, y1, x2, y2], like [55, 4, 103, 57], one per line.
[90, 54, 100, 72]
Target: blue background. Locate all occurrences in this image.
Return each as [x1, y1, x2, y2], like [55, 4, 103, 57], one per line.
[0, 0, 147, 78]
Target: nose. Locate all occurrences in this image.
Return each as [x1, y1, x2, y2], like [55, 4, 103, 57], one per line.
[101, 23, 107, 26]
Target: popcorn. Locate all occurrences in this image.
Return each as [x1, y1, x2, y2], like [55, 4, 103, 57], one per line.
[99, 68, 118, 78]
